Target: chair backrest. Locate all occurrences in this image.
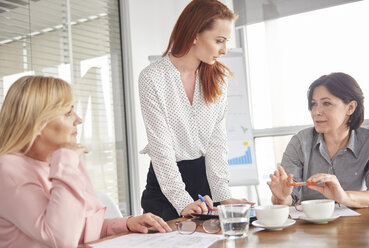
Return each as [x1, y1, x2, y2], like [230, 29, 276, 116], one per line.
[96, 192, 123, 218]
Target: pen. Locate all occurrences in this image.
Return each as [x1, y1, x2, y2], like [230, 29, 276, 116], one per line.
[289, 181, 318, 186]
[198, 194, 210, 215]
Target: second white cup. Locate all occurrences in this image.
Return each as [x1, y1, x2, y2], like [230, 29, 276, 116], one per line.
[255, 205, 289, 226]
[301, 199, 335, 219]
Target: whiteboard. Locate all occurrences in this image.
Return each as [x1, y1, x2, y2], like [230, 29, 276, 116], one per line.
[219, 49, 259, 186]
[148, 49, 259, 186]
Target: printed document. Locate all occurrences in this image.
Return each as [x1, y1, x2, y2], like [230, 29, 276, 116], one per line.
[90, 231, 222, 248]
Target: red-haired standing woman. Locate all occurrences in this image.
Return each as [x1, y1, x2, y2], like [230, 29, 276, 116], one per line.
[139, 0, 253, 221]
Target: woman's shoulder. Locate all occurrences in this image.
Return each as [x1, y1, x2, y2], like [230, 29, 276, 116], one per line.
[355, 126, 369, 136]
[294, 127, 316, 140]
[0, 154, 39, 183]
[354, 127, 369, 147]
[286, 127, 316, 149]
[0, 153, 26, 166]
[139, 56, 171, 80]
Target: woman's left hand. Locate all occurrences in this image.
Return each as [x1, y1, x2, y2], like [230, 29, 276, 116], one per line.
[126, 213, 172, 234]
[307, 173, 348, 203]
[220, 198, 255, 206]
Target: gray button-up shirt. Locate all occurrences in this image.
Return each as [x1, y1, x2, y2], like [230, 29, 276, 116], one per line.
[282, 127, 369, 204]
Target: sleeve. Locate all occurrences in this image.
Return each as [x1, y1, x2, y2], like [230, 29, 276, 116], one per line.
[204, 88, 232, 202]
[100, 216, 131, 237]
[281, 135, 305, 204]
[139, 71, 194, 215]
[0, 149, 87, 248]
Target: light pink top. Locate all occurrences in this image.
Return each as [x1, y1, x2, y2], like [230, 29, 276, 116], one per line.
[0, 149, 130, 248]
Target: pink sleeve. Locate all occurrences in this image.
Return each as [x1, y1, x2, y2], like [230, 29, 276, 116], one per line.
[0, 149, 87, 247]
[100, 216, 132, 238]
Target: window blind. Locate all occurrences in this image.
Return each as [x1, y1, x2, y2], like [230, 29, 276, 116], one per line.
[0, 0, 130, 215]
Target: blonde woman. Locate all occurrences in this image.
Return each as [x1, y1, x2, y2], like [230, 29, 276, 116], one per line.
[0, 76, 171, 248]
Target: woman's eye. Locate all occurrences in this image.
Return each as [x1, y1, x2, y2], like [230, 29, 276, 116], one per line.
[311, 102, 317, 107]
[65, 111, 72, 117]
[323, 102, 331, 106]
[216, 40, 224, 44]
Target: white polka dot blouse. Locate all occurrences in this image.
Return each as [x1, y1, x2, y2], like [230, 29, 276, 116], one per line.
[139, 55, 232, 215]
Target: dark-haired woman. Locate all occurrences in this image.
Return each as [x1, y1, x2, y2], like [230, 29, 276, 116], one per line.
[139, 0, 252, 221]
[268, 72, 369, 208]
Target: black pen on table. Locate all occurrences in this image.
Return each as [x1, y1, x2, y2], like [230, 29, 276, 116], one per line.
[198, 194, 210, 215]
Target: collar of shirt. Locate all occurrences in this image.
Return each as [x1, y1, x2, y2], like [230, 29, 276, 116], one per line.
[313, 130, 359, 159]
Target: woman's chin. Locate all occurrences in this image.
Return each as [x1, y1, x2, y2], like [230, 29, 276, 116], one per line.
[314, 127, 326, 134]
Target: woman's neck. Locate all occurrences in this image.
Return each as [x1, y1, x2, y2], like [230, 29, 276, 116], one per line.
[169, 52, 200, 75]
[25, 142, 55, 163]
[323, 128, 351, 159]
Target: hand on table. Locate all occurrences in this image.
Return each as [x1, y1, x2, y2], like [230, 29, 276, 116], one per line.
[267, 165, 294, 205]
[126, 213, 172, 234]
[181, 195, 214, 217]
[307, 173, 348, 204]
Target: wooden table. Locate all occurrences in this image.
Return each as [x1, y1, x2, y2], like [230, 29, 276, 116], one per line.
[82, 208, 369, 248]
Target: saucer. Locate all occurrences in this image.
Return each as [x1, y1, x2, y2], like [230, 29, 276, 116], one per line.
[252, 219, 296, 231]
[299, 214, 340, 224]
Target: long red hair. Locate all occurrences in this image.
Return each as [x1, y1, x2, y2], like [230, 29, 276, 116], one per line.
[163, 0, 237, 103]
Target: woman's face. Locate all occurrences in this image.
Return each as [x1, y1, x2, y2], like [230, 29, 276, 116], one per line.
[311, 86, 356, 135]
[193, 18, 233, 65]
[38, 105, 82, 149]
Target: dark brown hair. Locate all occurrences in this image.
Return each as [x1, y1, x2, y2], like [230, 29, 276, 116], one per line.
[307, 72, 364, 130]
[163, 0, 238, 103]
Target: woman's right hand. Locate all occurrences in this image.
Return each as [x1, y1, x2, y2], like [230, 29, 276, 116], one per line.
[180, 195, 214, 217]
[60, 143, 89, 156]
[267, 165, 293, 205]
[126, 213, 172, 234]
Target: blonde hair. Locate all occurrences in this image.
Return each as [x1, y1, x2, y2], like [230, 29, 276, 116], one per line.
[0, 76, 73, 155]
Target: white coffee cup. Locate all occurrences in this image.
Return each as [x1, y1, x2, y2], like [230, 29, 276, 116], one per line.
[301, 199, 335, 219]
[255, 205, 289, 226]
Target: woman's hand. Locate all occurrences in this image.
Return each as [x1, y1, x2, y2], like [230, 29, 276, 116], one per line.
[126, 213, 172, 233]
[220, 198, 255, 206]
[181, 195, 214, 217]
[267, 165, 294, 205]
[307, 173, 348, 204]
[60, 143, 88, 156]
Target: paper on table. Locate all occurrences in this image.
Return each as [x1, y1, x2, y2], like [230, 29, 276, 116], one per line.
[90, 231, 223, 248]
[289, 203, 361, 219]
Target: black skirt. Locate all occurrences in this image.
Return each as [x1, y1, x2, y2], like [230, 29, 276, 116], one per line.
[141, 156, 212, 221]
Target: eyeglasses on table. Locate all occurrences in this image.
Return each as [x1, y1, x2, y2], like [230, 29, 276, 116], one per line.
[175, 219, 221, 234]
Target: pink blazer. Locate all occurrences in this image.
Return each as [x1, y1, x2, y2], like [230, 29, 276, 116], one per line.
[0, 149, 130, 248]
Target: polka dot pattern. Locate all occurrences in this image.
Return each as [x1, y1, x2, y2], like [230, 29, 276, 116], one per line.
[139, 55, 231, 215]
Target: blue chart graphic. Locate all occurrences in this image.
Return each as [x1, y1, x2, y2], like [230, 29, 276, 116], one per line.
[228, 146, 252, 165]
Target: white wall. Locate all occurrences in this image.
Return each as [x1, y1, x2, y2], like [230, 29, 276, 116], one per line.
[126, 0, 236, 214]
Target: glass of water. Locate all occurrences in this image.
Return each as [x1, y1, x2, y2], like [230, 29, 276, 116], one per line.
[217, 204, 251, 239]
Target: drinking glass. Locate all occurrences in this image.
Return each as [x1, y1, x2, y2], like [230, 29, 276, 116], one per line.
[217, 204, 251, 239]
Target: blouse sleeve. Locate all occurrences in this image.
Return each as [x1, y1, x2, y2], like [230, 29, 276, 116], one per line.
[139, 72, 194, 215]
[0, 149, 87, 248]
[281, 135, 305, 204]
[204, 87, 232, 202]
[100, 216, 131, 237]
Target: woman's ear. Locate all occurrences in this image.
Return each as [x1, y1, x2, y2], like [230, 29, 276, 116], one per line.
[193, 35, 198, 45]
[347, 100, 358, 115]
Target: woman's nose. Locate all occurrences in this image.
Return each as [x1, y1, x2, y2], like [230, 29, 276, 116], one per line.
[220, 43, 227, 55]
[313, 105, 323, 115]
[74, 113, 83, 125]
